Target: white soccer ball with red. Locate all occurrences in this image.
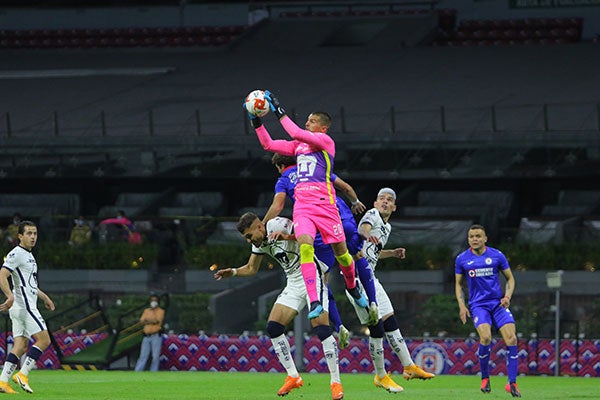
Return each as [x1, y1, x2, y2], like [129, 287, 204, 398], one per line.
[245, 89, 270, 117]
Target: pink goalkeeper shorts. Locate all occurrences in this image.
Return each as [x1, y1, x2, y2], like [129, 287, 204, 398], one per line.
[293, 201, 346, 244]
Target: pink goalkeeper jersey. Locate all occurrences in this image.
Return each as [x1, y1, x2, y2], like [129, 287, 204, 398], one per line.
[255, 116, 337, 205]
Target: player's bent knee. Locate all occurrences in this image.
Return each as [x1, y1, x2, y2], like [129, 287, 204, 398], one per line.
[266, 321, 286, 338]
[299, 243, 315, 264]
[335, 251, 352, 267]
[313, 324, 332, 341]
[383, 316, 399, 332]
[369, 320, 385, 338]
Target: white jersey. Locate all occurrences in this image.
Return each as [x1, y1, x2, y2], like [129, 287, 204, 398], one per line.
[358, 207, 392, 272]
[3, 245, 39, 310]
[251, 217, 327, 282]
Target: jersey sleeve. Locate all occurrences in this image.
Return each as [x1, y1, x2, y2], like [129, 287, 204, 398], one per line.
[2, 251, 18, 271]
[274, 176, 288, 195]
[255, 125, 297, 155]
[266, 217, 293, 236]
[454, 253, 464, 274]
[280, 116, 335, 155]
[251, 243, 265, 255]
[359, 208, 378, 228]
[497, 250, 510, 270]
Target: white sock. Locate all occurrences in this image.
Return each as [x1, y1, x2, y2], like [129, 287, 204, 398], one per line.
[385, 329, 413, 366]
[0, 362, 16, 383]
[369, 337, 387, 378]
[270, 334, 299, 378]
[321, 335, 341, 384]
[20, 357, 36, 376]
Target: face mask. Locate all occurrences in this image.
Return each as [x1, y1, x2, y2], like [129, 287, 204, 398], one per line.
[150, 301, 158, 308]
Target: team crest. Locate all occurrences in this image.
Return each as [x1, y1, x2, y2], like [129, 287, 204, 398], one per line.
[485, 257, 492, 265]
[411, 342, 448, 375]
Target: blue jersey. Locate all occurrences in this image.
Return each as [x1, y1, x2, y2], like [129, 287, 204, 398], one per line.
[274, 166, 350, 223]
[454, 246, 510, 307]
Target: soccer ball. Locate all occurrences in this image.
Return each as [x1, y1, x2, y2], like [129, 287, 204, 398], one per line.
[245, 89, 270, 117]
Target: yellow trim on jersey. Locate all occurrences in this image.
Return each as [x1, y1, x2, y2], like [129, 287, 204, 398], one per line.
[323, 150, 335, 204]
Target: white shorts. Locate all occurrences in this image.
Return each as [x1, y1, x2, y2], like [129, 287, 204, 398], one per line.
[346, 277, 393, 325]
[275, 273, 329, 314]
[9, 306, 47, 338]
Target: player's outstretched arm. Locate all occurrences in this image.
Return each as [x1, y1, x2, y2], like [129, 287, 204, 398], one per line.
[262, 192, 286, 224]
[214, 254, 263, 280]
[359, 222, 380, 245]
[379, 247, 406, 260]
[334, 176, 366, 214]
[265, 90, 335, 152]
[264, 90, 286, 119]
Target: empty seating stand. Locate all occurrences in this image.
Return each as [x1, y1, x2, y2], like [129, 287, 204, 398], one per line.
[238, 191, 293, 220]
[158, 192, 226, 218]
[517, 190, 600, 244]
[435, 17, 583, 46]
[541, 190, 600, 217]
[0, 25, 248, 49]
[0, 193, 80, 218]
[97, 192, 162, 218]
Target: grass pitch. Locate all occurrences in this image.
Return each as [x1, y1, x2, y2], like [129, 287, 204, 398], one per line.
[14, 370, 597, 400]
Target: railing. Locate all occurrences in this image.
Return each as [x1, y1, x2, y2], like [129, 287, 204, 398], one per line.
[1, 101, 600, 143]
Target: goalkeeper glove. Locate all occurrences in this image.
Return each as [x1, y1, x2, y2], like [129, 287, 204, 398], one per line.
[264, 90, 286, 119]
[243, 102, 262, 128]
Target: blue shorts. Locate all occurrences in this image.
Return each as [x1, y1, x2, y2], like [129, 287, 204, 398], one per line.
[314, 217, 364, 273]
[314, 234, 335, 271]
[343, 217, 363, 256]
[470, 300, 515, 330]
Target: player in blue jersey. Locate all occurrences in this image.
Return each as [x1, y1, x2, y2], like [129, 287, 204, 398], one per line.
[263, 154, 379, 348]
[454, 224, 521, 398]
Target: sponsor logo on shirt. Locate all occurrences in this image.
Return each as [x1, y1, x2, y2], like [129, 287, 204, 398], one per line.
[467, 267, 494, 277]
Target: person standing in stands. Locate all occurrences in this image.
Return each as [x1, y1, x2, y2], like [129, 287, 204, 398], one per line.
[68, 215, 92, 246]
[98, 210, 142, 244]
[455, 224, 521, 397]
[4, 213, 22, 247]
[134, 294, 165, 372]
[0, 220, 55, 394]
[250, 90, 367, 320]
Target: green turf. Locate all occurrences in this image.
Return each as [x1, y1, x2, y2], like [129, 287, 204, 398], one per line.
[13, 370, 598, 400]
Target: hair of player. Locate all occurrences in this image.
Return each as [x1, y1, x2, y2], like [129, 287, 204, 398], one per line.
[18, 220, 36, 234]
[312, 111, 331, 128]
[271, 153, 296, 168]
[237, 212, 259, 233]
[469, 224, 486, 232]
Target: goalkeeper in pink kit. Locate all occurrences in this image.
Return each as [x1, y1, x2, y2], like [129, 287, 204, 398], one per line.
[249, 90, 368, 319]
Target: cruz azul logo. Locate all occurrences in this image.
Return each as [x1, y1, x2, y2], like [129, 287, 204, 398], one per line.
[411, 342, 448, 375]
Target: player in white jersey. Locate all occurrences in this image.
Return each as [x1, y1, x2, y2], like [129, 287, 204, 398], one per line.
[214, 212, 344, 400]
[346, 188, 434, 393]
[0, 221, 55, 394]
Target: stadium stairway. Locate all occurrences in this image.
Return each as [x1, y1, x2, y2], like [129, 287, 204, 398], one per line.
[48, 293, 169, 370]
